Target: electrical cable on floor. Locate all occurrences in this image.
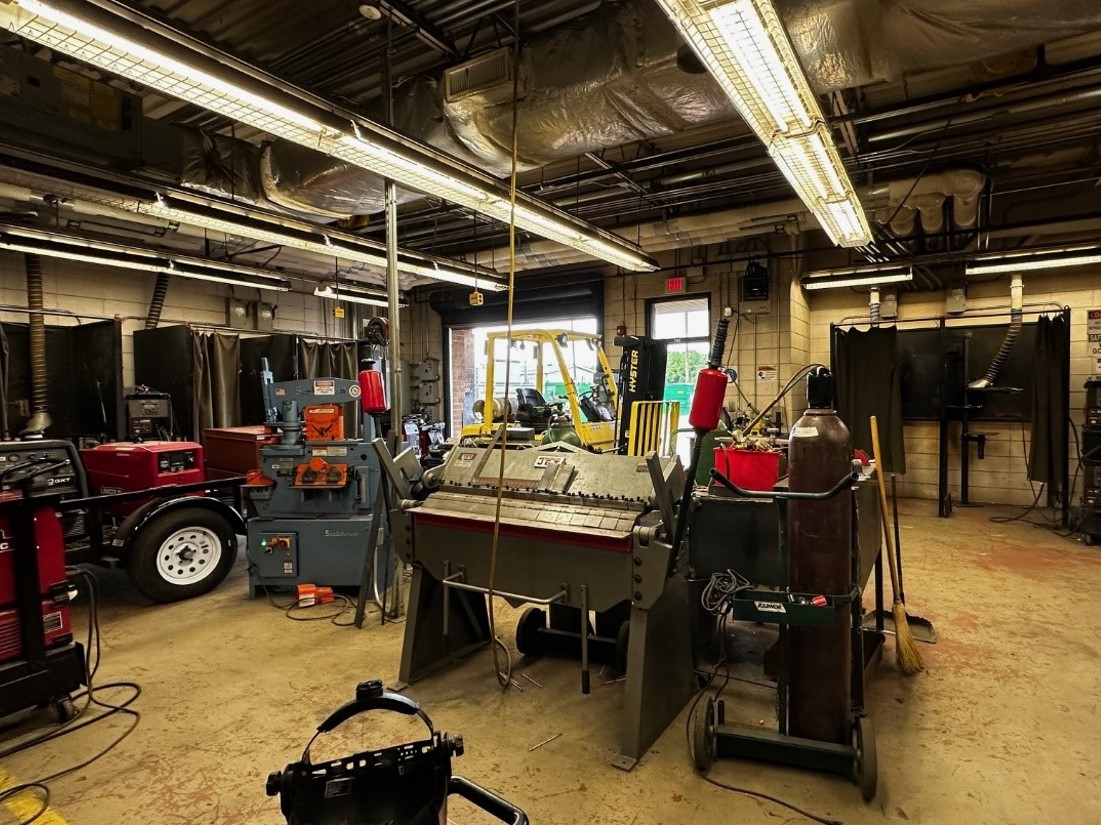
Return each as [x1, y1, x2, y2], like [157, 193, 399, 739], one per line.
[244, 556, 381, 626]
[0, 569, 142, 825]
[483, 0, 522, 692]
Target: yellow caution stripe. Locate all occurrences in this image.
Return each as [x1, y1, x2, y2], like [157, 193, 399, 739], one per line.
[0, 767, 70, 825]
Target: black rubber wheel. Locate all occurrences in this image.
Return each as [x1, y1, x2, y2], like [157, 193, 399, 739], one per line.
[127, 507, 237, 602]
[1084, 533, 1097, 547]
[614, 621, 630, 674]
[516, 608, 547, 657]
[691, 697, 715, 772]
[854, 715, 877, 801]
[53, 697, 76, 724]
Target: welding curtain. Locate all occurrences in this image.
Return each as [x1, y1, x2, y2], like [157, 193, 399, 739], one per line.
[193, 332, 242, 433]
[298, 341, 357, 380]
[833, 326, 906, 474]
[1028, 314, 1069, 484]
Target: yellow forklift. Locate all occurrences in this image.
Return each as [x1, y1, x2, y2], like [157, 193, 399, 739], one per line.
[462, 329, 619, 452]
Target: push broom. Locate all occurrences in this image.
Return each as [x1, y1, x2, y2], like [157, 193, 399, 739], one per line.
[870, 415, 924, 675]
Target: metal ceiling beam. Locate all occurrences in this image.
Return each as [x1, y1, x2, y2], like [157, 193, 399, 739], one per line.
[374, 0, 460, 58]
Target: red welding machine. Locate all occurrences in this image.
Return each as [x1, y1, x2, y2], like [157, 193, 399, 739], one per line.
[0, 499, 74, 663]
[80, 441, 205, 517]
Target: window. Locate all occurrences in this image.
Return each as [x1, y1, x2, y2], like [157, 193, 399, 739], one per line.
[649, 296, 712, 460]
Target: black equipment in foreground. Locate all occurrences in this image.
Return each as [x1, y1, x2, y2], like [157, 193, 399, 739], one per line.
[267, 680, 528, 825]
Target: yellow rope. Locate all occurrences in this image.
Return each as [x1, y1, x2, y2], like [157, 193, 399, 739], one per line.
[486, 0, 522, 690]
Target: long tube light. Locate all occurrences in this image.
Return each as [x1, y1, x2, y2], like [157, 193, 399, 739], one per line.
[142, 194, 508, 291]
[0, 223, 291, 290]
[653, 0, 871, 247]
[801, 264, 912, 291]
[314, 283, 407, 308]
[966, 245, 1101, 275]
[0, 0, 656, 272]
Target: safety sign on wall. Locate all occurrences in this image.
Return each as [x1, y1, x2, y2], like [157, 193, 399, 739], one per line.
[1089, 309, 1101, 375]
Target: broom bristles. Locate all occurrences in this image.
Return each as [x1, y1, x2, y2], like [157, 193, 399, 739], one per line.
[892, 601, 925, 675]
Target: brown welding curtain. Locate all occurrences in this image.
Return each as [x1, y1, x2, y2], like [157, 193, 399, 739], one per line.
[1028, 313, 1069, 484]
[833, 325, 906, 475]
[193, 332, 242, 433]
[298, 340, 357, 380]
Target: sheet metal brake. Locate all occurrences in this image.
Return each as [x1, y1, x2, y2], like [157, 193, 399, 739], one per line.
[375, 441, 696, 770]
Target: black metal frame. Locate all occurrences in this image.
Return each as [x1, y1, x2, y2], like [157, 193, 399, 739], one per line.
[705, 470, 883, 790]
[830, 306, 1071, 525]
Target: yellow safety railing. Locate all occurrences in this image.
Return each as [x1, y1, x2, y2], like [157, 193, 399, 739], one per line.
[627, 401, 681, 457]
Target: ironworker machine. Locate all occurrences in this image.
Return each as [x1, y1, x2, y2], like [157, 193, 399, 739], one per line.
[375, 438, 697, 770]
[245, 362, 387, 596]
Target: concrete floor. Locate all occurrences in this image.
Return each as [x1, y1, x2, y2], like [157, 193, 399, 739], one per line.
[3, 498, 1100, 825]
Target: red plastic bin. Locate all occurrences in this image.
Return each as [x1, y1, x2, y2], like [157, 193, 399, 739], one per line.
[714, 446, 782, 493]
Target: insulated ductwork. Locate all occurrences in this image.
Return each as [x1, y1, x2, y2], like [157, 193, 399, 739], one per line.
[780, 0, 1101, 91]
[867, 169, 986, 252]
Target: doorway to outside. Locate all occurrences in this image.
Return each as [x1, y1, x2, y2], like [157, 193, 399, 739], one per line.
[447, 317, 599, 436]
[648, 295, 712, 460]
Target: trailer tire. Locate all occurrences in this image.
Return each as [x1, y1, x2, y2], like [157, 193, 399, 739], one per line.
[128, 507, 237, 602]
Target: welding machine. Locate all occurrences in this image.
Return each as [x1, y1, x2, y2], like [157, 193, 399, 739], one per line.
[245, 360, 390, 596]
[80, 441, 205, 517]
[266, 680, 528, 825]
[0, 455, 85, 720]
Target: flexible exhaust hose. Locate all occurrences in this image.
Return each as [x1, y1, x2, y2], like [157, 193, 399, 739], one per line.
[145, 272, 170, 329]
[8, 211, 52, 436]
[969, 275, 1023, 389]
[869, 288, 881, 324]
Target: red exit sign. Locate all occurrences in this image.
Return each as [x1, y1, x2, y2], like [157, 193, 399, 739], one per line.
[666, 275, 687, 294]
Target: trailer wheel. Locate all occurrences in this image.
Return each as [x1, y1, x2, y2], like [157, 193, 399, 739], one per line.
[128, 507, 237, 602]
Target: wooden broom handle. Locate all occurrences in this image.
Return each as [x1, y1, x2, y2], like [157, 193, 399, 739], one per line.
[870, 415, 903, 601]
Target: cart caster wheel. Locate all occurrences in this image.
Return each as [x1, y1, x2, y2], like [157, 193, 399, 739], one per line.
[614, 621, 630, 674]
[53, 697, 76, 724]
[516, 608, 546, 657]
[691, 697, 716, 772]
[1084, 534, 1097, 547]
[854, 715, 877, 801]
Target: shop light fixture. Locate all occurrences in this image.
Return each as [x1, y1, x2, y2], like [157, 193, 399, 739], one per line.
[966, 245, 1101, 275]
[0, 222, 291, 290]
[141, 194, 508, 290]
[314, 282, 407, 308]
[0, 0, 655, 272]
[801, 264, 912, 291]
[653, 0, 871, 247]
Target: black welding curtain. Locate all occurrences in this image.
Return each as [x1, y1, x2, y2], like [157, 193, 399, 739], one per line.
[0, 323, 8, 437]
[1028, 314, 1069, 484]
[298, 341, 357, 380]
[193, 332, 242, 433]
[833, 326, 906, 474]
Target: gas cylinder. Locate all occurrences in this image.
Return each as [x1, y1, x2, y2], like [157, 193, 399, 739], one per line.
[786, 367, 853, 744]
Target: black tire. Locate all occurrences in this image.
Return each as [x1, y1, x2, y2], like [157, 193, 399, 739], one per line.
[614, 621, 630, 675]
[691, 697, 715, 772]
[854, 715, 877, 801]
[516, 608, 547, 657]
[127, 507, 237, 602]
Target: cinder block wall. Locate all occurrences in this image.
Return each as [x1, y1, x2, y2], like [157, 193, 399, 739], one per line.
[808, 271, 1100, 506]
[0, 251, 337, 386]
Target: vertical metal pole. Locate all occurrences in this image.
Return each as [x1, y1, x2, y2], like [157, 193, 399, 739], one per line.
[580, 584, 591, 695]
[383, 18, 402, 429]
[386, 182, 403, 424]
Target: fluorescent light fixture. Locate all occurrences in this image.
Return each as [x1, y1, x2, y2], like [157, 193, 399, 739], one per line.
[0, 0, 655, 271]
[0, 222, 291, 290]
[653, 0, 871, 247]
[966, 245, 1101, 275]
[801, 264, 913, 291]
[141, 194, 508, 290]
[314, 283, 407, 308]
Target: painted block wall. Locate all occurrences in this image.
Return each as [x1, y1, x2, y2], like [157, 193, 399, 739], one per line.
[807, 271, 1101, 507]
